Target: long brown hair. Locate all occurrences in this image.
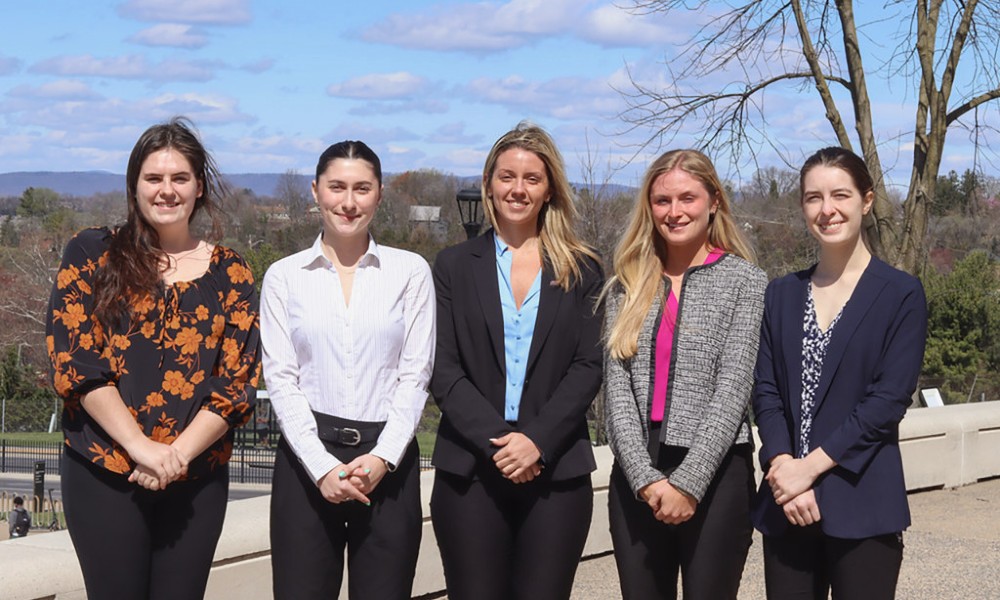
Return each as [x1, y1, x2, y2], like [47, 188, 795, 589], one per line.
[92, 117, 226, 329]
[603, 149, 754, 360]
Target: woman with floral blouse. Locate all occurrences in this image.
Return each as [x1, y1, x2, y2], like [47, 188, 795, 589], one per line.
[46, 117, 260, 600]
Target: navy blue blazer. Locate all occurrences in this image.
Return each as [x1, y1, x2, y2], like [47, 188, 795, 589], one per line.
[430, 231, 604, 481]
[751, 257, 927, 539]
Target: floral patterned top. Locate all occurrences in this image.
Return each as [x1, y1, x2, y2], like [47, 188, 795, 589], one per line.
[47, 227, 261, 478]
[798, 285, 844, 458]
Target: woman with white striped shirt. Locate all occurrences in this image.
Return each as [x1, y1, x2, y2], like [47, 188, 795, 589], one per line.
[260, 140, 435, 599]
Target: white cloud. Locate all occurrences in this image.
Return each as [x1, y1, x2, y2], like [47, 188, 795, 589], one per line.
[30, 54, 217, 82]
[239, 59, 274, 74]
[3, 92, 253, 135]
[362, 0, 586, 52]
[7, 80, 102, 101]
[0, 55, 21, 76]
[581, 4, 685, 48]
[327, 72, 429, 100]
[464, 74, 622, 120]
[425, 122, 482, 145]
[348, 99, 449, 117]
[118, 0, 252, 25]
[324, 123, 422, 147]
[128, 24, 208, 48]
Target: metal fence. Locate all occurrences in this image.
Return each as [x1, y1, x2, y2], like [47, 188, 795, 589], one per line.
[0, 439, 62, 476]
[0, 438, 432, 485]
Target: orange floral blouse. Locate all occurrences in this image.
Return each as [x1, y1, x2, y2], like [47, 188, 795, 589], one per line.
[46, 227, 261, 478]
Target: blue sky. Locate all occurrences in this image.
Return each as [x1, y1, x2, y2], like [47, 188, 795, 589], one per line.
[0, 0, 993, 189]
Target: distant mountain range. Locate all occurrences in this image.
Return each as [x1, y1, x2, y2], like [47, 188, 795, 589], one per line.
[0, 171, 636, 200]
[0, 171, 311, 198]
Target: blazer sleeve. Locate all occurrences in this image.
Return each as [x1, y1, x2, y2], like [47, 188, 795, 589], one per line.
[603, 289, 666, 497]
[520, 260, 604, 463]
[752, 280, 794, 467]
[430, 248, 512, 461]
[818, 277, 928, 474]
[669, 267, 767, 501]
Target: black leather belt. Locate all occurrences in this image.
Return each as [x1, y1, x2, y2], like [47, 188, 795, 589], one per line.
[313, 411, 385, 446]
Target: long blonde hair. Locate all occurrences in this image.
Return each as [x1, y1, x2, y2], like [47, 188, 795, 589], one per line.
[604, 149, 754, 360]
[481, 121, 599, 290]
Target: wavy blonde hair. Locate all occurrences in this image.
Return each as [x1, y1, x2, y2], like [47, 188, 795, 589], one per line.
[604, 149, 755, 360]
[481, 121, 599, 291]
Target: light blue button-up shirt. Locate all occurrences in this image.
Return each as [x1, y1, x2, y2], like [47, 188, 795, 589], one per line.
[495, 233, 541, 422]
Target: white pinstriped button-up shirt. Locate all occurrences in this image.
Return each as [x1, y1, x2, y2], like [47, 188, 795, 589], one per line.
[260, 234, 435, 483]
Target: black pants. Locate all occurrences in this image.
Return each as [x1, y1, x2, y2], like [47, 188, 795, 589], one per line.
[608, 444, 754, 600]
[270, 428, 422, 600]
[763, 524, 903, 600]
[61, 447, 229, 600]
[431, 467, 593, 600]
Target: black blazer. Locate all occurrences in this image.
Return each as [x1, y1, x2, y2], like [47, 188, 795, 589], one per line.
[752, 257, 927, 539]
[430, 231, 604, 481]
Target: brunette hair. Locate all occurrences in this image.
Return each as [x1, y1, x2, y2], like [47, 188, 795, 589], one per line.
[93, 117, 226, 329]
[603, 149, 754, 360]
[799, 147, 874, 199]
[315, 140, 382, 185]
[481, 121, 598, 291]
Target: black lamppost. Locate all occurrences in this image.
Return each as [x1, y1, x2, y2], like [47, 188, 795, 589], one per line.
[456, 187, 485, 240]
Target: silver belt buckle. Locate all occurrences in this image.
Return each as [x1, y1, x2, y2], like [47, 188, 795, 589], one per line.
[341, 427, 361, 446]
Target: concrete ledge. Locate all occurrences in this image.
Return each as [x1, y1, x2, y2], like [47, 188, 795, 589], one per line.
[3, 401, 999, 600]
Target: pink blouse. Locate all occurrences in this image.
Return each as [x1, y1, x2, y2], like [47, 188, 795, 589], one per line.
[651, 249, 725, 422]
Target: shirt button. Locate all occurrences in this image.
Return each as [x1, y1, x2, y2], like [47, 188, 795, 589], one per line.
[514, 358, 520, 363]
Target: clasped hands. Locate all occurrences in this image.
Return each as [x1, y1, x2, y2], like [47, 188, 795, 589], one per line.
[318, 454, 388, 505]
[639, 479, 697, 524]
[765, 454, 822, 527]
[490, 432, 542, 484]
[127, 437, 189, 491]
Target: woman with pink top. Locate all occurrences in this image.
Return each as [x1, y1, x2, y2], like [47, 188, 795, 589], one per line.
[602, 149, 766, 599]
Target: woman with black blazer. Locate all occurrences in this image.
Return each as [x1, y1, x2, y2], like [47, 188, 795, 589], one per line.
[752, 147, 928, 599]
[603, 149, 766, 599]
[430, 121, 604, 600]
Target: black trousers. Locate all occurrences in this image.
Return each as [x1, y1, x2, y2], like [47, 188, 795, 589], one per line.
[608, 444, 754, 600]
[270, 427, 422, 600]
[61, 447, 229, 600]
[431, 467, 593, 600]
[763, 524, 903, 600]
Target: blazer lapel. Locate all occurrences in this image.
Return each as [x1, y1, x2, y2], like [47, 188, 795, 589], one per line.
[526, 264, 563, 372]
[470, 231, 506, 372]
[811, 260, 888, 414]
[783, 270, 810, 445]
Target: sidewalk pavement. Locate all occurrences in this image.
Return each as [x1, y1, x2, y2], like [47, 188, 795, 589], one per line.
[569, 477, 1000, 599]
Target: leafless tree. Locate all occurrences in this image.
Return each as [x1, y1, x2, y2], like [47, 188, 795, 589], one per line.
[274, 169, 310, 222]
[620, 0, 1000, 273]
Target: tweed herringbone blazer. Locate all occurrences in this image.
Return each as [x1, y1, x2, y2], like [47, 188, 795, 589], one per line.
[604, 253, 766, 501]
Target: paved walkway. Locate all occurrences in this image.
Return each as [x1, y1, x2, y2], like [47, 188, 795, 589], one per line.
[570, 478, 1000, 599]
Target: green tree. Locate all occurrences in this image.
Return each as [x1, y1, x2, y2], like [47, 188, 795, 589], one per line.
[0, 216, 18, 247]
[16, 187, 60, 218]
[922, 251, 1000, 402]
[0, 345, 53, 433]
[243, 242, 284, 294]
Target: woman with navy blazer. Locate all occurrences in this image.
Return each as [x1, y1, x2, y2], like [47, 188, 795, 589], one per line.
[430, 122, 604, 600]
[752, 147, 928, 599]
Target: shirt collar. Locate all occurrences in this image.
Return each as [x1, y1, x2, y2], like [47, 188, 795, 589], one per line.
[493, 231, 510, 257]
[301, 232, 382, 269]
